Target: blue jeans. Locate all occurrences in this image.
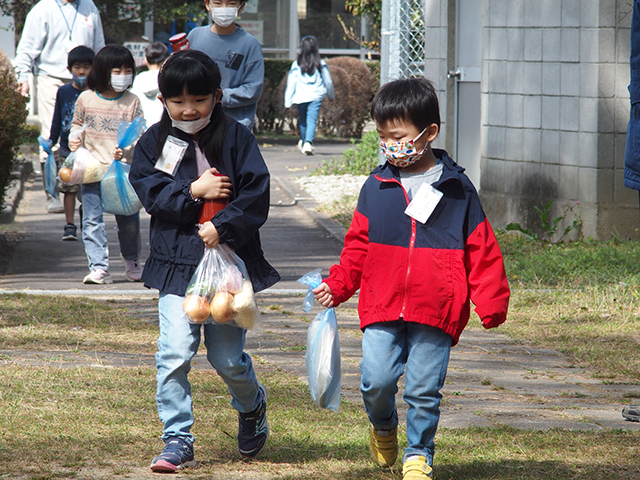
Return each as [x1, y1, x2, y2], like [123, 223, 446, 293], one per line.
[297, 100, 322, 144]
[360, 321, 452, 466]
[156, 293, 263, 444]
[80, 182, 141, 271]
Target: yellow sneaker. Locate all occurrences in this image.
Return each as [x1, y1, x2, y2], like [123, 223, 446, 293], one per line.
[369, 425, 398, 467]
[402, 455, 433, 480]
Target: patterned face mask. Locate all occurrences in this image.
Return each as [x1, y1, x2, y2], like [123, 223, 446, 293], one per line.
[379, 127, 428, 168]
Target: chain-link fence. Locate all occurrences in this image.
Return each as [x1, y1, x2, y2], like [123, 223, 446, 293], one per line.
[381, 0, 425, 83]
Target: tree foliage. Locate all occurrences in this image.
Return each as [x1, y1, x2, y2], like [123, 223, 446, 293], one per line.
[338, 0, 381, 51]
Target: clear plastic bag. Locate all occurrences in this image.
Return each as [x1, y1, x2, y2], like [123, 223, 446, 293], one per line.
[297, 267, 322, 313]
[37, 136, 57, 197]
[183, 244, 260, 329]
[100, 160, 143, 216]
[297, 269, 341, 412]
[306, 307, 341, 412]
[61, 147, 105, 184]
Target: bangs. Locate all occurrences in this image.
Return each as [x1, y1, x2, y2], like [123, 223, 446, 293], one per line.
[159, 51, 221, 99]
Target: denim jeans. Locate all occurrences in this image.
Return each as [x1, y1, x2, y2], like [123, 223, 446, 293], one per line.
[360, 321, 452, 466]
[297, 100, 322, 144]
[80, 181, 141, 271]
[156, 293, 263, 444]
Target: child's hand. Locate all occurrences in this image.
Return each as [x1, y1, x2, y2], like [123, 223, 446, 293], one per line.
[113, 147, 124, 160]
[313, 282, 334, 308]
[190, 168, 232, 200]
[68, 137, 82, 152]
[198, 221, 219, 248]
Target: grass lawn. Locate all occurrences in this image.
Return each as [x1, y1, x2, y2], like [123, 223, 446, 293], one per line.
[2, 234, 640, 477]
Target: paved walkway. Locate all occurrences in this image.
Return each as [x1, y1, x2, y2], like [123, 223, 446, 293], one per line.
[1, 139, 639, 434]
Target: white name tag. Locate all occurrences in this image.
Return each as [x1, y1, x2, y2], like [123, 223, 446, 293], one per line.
[154, 135, 188, 176]
[404, 183, 443, 224]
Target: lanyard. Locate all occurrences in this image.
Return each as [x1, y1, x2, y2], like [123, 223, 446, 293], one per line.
[57, 0, 80, 41]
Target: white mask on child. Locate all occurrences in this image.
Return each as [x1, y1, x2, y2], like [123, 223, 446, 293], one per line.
[168, 108, 213, 135]
[211, 7, 238, 27]
[110, 74, 133, 92]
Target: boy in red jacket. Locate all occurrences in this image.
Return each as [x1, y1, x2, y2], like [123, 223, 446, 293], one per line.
[313, 78, 510, 480]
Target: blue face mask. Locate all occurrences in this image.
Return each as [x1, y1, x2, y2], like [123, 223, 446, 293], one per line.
[72, 74, 87, 88]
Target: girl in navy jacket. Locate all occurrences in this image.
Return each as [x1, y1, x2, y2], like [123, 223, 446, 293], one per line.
[313, 78, 509, 480]
[129, 50, 279, 473]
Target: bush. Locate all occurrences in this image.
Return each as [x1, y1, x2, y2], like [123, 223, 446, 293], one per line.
[312, 130, 380, 176]
[256, 57, 379, 139]
[0, 49, 28, 213]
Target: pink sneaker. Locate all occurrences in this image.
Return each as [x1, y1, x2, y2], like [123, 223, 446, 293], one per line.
[83, 269, 112, 284]
[124, 258, 143, 282]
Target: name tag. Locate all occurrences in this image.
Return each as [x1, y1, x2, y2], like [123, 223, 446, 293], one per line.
[155, 135, 188, 176]
[404, 183, 443, 224]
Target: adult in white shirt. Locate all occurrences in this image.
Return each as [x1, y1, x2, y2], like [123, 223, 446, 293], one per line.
[14, 0, 105, 212]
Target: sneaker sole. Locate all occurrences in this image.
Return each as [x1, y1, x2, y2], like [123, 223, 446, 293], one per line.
[623, 413, 640, 422]
[125, 273, 142, 282]
[62, 236, 78, 241]
[150, 459, 197, 472]
[83, 275, 113, 285]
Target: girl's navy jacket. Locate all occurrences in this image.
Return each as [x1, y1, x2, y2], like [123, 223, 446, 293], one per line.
[324, 150, 510, 346]
[129, 118, 280, 296]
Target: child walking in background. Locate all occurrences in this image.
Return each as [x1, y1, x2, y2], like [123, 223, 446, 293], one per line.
[131, 42, 169, 127]
[284, 35, 334, 155]
[48, 45, 94, 241]
[129, 50, 279, 473]
[313, 78, 510, 480]
[68, 45, 144, 284]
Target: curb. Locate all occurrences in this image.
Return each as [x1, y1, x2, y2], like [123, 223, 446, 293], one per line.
[0, 159, 33, 225]
[271, 173, 347, 243]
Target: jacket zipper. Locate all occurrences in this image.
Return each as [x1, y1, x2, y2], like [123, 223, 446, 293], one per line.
[375, 173, 415, 319]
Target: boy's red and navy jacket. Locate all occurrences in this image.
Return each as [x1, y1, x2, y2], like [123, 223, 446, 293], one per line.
[325, 149, 510, 346]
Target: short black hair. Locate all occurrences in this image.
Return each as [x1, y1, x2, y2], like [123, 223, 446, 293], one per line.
[370, 77, 441, 132]
[145, 42, 169, 66]
[67, 46, 95, 69]
[87, 45, 136, 93]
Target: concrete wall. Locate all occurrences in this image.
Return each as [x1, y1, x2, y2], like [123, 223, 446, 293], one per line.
[478, 0, 636, 240]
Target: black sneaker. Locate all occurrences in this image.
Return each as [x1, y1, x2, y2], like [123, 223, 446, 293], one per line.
[62, 224, 77, 241]
[150, 437, 196, 473]
[622, 405, 640, 422]
[238, 384, 269, 458]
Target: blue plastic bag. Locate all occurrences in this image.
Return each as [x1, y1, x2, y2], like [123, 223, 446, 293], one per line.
[117, 116, 146, 150]
[297, 267, 322, 313]
[298, 268, 341, 411]
[38, 136, 57, 197]
[100, 117, 146, 215]
[306, 307, 341, 412]
[100, 160, 143, 216]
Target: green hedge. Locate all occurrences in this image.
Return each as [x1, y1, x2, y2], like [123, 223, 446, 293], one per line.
[0, 64, 28, 213]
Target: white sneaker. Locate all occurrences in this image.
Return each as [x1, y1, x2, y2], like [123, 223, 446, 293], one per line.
[124, 258, 143, 282]
[83, 269, 112, 284]
[46, 195, 64, 214]
[297, 139, 304, 153]
[302, 142, 314, 155]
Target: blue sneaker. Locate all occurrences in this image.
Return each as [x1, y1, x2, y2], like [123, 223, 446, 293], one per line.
[238, 384, 269, 458]
[150, 437, 196, 473]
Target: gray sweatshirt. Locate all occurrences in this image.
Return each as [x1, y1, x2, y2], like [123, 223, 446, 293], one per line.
[188, 26, 264, 129]
[14, 0, 105, 83]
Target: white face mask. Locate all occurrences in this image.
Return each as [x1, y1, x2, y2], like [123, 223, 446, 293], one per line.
[110, 74, 133, 92]
[211, 6, 238, 27]
[168, 108, 213, 135]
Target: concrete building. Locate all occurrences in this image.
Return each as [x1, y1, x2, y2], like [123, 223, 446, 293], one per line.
[421, 0, 634, 240]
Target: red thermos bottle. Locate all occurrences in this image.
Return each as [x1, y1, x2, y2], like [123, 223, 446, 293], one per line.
[198, 173, 229, 224]
[170, 33, 190, 52]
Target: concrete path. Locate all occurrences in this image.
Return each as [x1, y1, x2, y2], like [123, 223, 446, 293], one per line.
[1, 139, 639, 433]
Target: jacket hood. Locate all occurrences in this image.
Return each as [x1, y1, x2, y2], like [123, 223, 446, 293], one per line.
[135, 70, 160, 98]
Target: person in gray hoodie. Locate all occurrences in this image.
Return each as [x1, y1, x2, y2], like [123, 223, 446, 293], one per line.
[131, 42, 170, 127]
